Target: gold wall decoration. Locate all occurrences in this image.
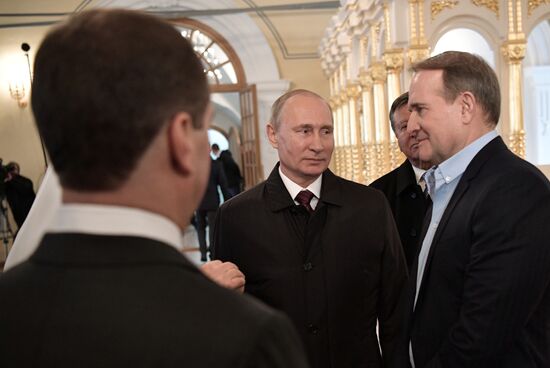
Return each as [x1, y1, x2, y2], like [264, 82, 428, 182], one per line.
[472, 0, 500, 18]
[528, 0, 550, 15]
[431, 1, 459, 20]
[408, 45, 430, 65]
[509, 130, 526, 158]
[383, 49, 405, 72]
[501, 40, 526, 61]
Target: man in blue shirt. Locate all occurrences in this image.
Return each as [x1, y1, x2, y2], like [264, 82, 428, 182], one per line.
[397, 51, 550, 368]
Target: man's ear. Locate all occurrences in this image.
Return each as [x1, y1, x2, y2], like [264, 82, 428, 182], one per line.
[267, 122, 278, 149]
[460, 91, 476, 125]
[167, 112, 193, 176]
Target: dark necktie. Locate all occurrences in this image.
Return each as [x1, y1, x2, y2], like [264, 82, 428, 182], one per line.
[295, 190, 314, 213]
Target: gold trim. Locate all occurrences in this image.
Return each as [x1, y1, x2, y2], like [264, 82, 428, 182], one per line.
[408, 45, 430, 65]
[359, 68, 374, 89]
[528, 0, 550, 16]
[471, 0, 500, 18]
[501, 40, 526, 62]
[509, 130, 526, 158]
[431, 1, 459, 20]
[383, 49, 405, 71]
[370, 62, 387, 83]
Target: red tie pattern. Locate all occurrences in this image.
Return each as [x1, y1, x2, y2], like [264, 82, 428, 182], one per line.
[295, 190, 314, 212]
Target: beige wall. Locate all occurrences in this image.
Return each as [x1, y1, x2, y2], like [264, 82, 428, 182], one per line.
[0, 26, 49, 189]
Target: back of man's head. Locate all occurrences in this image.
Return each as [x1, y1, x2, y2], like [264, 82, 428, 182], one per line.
[32, 9, 209, 191]
[412, 51, 500, 126]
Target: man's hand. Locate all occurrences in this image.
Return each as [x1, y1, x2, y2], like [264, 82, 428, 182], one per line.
[200, 260, 245, 293]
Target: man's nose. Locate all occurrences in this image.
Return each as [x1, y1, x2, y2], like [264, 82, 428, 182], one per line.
[407, 113, 420, 136]
[309, 132, 324, 151]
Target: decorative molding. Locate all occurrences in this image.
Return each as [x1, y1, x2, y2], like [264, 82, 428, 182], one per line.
[501, 40, 527, 62]
[370, 62, 387, 83]
[383, 49, 405, 71]
[408, 45, 430, 65]
[509, 130, 526, 158]
[471, 0, 499, 18]
[528, 0, 550, 15]
[431, 1, 459, 20]
[347, 83, 362, 99]
[359, 68, 374, 89]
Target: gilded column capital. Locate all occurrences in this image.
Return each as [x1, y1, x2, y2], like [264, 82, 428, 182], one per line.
[338, 91, 348, 104]
[329, 96, 339, 109]
[346, 83, 362, 99]
[370, 62, 387, 83]
[383, 49, 404, 72]
[359, 68, 374, 89]
[501, 39, 527, 62]
[407, 45, 430, 65]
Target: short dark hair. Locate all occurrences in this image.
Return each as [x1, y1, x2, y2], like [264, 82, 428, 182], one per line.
[389, 92, 409, 132]
[270, 89, 332, 131]
[32, 9, 209, 190]
[412, 51, 500, 125]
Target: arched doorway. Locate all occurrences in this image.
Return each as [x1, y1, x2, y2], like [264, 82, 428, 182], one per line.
[171, 18, 263, 189]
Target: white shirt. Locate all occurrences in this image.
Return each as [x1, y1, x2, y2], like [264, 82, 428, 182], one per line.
[278, 167, 322, 210]
[411, 164, 427, 191]
[48, 203, 183, 251]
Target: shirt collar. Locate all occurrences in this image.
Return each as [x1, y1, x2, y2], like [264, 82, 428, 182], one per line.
[48, 204, 183, 251]
[278, 167, 322, 201]
[432, 130, 499, 191]
[411, 163, 427, 185]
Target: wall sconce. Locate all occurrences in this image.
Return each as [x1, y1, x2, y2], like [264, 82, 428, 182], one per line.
[8, 83, 27, 108]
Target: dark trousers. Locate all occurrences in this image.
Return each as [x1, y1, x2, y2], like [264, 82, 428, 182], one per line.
[195, 210, 217, 261]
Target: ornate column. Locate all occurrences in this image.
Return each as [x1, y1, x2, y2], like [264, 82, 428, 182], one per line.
[359, 68, 376, 183]
[339, 63, 352, 179]
[347, 83, 365, 183]
[501, 0, 526, 157]
[384, 49, 405, 170]
[371, 61, 390, 178]
[407, 0, 430, 65]
[329, 74, 341, 175]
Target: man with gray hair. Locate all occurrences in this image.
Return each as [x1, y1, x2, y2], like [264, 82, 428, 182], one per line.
[214, 89, 407, 368]
[397, 51, 550, 368]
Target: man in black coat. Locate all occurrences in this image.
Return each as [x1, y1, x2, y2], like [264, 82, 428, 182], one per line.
[0, 10, 308, 368]
[218, 150, 243, 196]
[370, 92, 432, 269]
[395, 51, 550, 368]
[213, 89, 407, 368]
[4, 162, 36, 229]
[195, 154, 231, 261]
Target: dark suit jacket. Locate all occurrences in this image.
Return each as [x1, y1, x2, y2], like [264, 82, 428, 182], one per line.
[370, 160, 430, 270]
[398, 137, 550, 368]
[198, 159, 231, 211]
[0, 233, 308, 368]
[5, 174, 36, 228]
[213, 166, 408, 368]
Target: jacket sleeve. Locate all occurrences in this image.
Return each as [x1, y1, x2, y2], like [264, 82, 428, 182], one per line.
[377, 193, 409, 368]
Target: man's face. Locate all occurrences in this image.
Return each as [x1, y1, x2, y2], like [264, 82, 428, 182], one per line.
[267, 94, 334, 187]
[407, 70, 465, 165]
[393, 105, 418, 162]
